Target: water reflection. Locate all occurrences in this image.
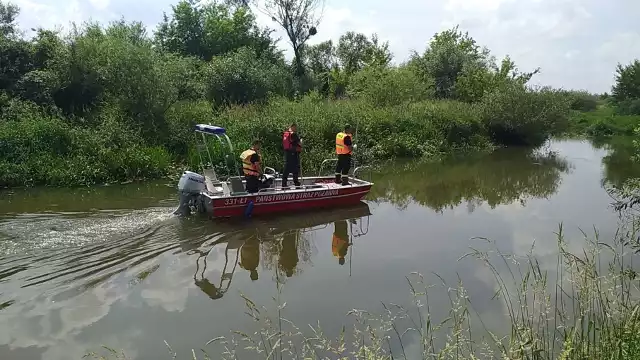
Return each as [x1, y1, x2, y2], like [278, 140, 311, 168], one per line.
[332, 220, 350, 266]
[369, 147, 571, 212]
[592, 136, 640, 189]
[1, 140, 618, 360]
[183, 203, 372, 302]
[0, 201, 372, 359]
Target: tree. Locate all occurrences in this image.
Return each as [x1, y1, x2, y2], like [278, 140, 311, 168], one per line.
[409, 26, 538, 102]
[612, 60, 640, 103]
[336, 31, 392, 74]
[256, 0, 324, 77]
[611, 60, 640, 115]
[455, 55, 539, 102]
[205, 46, 293, 107]
[409, 26, 490, 99]
[155, 0, 281, 63]
[0, 0, 19, 38]
[303, 40, 335, 95]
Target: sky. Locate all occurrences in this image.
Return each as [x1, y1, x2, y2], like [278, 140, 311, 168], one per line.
[9, 0, 640, 93]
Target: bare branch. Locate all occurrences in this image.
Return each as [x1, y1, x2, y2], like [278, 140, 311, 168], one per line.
[253, 0, 325, 76]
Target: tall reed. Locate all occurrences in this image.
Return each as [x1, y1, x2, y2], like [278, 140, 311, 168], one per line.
[85, 220, 640, 359]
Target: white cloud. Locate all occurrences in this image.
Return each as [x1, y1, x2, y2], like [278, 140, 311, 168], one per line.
[89, 0, 110, 10]
[10, 0, 640, 92]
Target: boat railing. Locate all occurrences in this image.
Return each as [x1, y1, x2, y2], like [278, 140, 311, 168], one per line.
[318, 158, 338, 177]
[351, 215, 370, 238]
[353, 166, 372, 183]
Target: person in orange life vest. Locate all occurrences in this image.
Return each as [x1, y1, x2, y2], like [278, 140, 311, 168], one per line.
[332, 220, 350, 265]
[335, 124, 354, 185]
[282, 123, 302, 187]
[239, 235, 260, 281]
[240, 139, 272, 193]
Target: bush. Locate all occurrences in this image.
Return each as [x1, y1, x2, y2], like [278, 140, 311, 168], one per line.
[347, 65, 434, 106]
[209, 89, 566, 172]
[205, 47, 294, 107]
[0, 1, 576, 188]
[480, 84, 571, 146]
[614, 98, 640, 115]
[565, 90, 599, 112]
[0, 101, 171, 187]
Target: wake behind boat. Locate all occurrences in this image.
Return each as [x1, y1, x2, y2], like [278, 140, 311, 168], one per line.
[175, 124, 373, 218]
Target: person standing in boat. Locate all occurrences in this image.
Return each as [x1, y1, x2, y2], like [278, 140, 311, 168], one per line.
[239, 235, 260, 281]
[332, 220, 350, 265]
[240, 139, 271, 193]
[282, 123, 302, 188]
[278, 230, 299, 277]
[335, 124, 354, 185]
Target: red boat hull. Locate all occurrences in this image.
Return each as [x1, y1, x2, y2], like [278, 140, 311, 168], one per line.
[210, 184, 371, 218]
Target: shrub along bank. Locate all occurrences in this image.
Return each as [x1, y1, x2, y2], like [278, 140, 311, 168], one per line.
[0, 0, 578, 188]
[564, 60, 640, 138]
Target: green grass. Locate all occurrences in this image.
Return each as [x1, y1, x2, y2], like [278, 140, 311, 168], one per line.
[85, 218, 640, 359]
[567, 106, 640, 137]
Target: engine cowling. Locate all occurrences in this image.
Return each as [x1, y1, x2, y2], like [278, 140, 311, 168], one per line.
[177, 171, 206, 194]
[175, 171, 206, 216]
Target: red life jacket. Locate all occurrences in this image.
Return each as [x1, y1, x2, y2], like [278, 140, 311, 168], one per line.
[282, 129, 301, 152]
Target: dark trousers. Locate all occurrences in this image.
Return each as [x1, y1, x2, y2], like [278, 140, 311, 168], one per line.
[335, 154, 351, 184]
[245, 175, 271, 193]
[282, 151, 300, 186]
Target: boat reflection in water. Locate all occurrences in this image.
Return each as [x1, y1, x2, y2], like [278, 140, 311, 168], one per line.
[190, 202, 371, 300]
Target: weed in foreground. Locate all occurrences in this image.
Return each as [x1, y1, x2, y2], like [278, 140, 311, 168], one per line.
[86, 221, 640, 359]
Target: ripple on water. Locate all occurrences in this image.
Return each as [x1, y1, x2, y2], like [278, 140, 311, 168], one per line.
[0, 206, 207, 312]
[0, 207, 177, 256]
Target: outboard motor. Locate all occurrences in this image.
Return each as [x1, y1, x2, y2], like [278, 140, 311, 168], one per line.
[174, 171, 206, 216]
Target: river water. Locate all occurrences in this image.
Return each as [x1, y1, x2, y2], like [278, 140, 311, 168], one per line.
[0, 139, 637, 359]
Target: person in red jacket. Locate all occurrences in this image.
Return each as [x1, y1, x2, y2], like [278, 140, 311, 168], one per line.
[282, 123, 302, 187]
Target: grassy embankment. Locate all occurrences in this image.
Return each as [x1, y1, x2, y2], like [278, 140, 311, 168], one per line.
[565, 92, 640, 137]
[0, 91, 571, 188]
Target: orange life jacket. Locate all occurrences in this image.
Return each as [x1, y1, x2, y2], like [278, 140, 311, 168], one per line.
[336, 132, 352, 155]
[332, 234, 348, 257]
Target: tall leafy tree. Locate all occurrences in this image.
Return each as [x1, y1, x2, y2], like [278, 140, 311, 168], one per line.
[611, 60, 640, 115]
[336, 31, 391, 74]
[155, 0, 282, 63]
[304, 40, 335, 95]
[612, 60, 640, 103]
[0, 0, 18, 38]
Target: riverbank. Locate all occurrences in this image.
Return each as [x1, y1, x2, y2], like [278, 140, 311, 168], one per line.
[567, 105, 640, 137]
[0, 0, 635, 190]
[0, 89, 571, 188]
[0, 0, 579, 189]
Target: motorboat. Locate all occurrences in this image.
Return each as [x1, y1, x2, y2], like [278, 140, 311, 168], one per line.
[175, 124, 373, 218]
